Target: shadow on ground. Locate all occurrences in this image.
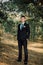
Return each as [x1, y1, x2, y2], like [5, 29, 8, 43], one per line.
[0, 42, 43, 65]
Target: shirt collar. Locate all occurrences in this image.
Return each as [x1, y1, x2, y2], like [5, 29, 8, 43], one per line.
[21, 22, 25, 24]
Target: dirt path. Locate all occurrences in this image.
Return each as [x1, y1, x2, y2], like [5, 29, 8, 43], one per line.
[1, 38, 43, 53]
[0, 62, 8, 65]
[0, 39, 43, 65]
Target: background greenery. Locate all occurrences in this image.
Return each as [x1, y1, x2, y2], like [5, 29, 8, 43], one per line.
[0, 0, 43, 41]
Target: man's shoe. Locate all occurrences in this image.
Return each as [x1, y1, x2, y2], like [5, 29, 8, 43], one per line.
[24, 60, 28, 65]
[24, 62, 27, 65]
[17, 59, 21, 62]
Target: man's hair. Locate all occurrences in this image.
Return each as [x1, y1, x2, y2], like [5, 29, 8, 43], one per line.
[21, 15, 25, 18]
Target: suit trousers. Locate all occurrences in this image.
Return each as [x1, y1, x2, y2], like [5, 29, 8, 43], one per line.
[18, 39, 28, 62]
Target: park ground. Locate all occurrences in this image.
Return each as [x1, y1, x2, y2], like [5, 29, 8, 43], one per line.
[0, 35, 43, 65]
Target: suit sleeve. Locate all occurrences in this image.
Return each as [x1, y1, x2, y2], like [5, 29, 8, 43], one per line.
[17, 24, 19, 40]
[26, 24, 30, 39]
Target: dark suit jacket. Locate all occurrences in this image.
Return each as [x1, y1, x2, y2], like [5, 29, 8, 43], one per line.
[17, 22, 30, 40]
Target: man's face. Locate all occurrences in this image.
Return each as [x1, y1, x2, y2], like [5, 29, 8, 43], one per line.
[21, 17, 26, 22]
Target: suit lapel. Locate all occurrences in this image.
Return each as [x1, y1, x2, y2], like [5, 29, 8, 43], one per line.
[24, 22, 26, 26]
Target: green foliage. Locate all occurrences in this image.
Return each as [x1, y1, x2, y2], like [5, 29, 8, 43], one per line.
[0, 11, 7, 21]
[0, 2, 43, 41]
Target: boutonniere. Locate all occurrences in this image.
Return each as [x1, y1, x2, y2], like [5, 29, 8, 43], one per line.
[23, 26, 26, 28]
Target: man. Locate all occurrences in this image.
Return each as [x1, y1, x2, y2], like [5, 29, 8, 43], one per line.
[17, 15, 30, 65]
